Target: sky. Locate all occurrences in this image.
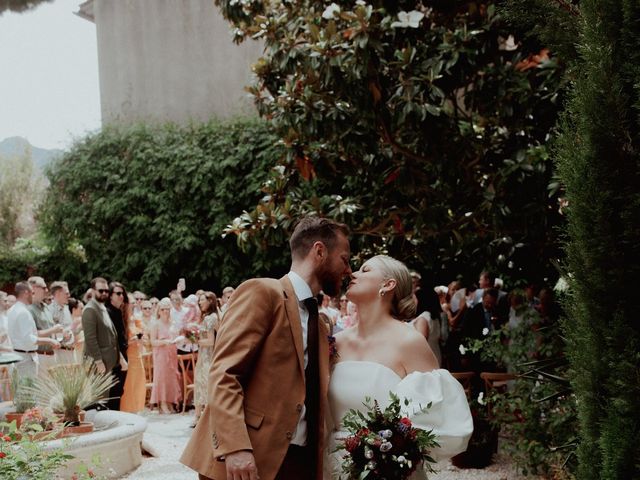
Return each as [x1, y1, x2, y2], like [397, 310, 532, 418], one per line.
[0, 0, 101, 150]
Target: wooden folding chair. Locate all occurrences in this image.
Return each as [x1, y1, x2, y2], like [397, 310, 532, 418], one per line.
[177, 353, 195, 413]
[451, 371, 475, 400]
[0, 366, 12, 402]
[142, 352, 154, 409]
[480, 371, 517, 418]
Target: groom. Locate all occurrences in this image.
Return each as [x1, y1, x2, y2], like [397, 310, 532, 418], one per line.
[181, 216, 352, 480]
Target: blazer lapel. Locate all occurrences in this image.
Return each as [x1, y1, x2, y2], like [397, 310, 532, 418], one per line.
[280, 276, 305, 377]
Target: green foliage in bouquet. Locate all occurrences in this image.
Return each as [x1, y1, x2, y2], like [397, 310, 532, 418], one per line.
[338, 393, 438, 480]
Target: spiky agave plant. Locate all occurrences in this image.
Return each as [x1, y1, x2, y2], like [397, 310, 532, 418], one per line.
[24, 359, 116, 425]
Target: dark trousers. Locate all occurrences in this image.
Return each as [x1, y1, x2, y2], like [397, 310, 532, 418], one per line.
[107, 365, 127, 410]
[197, 445, 313, 480]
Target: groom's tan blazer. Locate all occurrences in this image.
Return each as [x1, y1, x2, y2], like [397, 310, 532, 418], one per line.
[180, 275, 330, 480]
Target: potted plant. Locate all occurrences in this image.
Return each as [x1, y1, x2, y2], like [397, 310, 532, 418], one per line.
[4, 372, 36, 427]
[17, 406, 61, 441]
[24, 359, 116, 436]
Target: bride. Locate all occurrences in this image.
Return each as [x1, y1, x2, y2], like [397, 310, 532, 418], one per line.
[326, 255, 473, 479]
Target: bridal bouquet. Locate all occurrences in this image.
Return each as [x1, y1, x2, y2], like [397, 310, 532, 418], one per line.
[181, 324, 201, 344]
[337, 393, 439, 480]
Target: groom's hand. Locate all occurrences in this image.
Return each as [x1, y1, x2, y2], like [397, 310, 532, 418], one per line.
[226, 450, 259, 480]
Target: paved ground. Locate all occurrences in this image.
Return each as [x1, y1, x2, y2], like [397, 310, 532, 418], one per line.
[123, 411, 533, 480]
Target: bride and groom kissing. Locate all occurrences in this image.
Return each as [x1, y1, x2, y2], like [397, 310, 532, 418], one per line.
[180, 216, 473, 480]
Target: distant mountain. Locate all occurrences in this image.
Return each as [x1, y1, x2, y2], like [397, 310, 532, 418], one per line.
[0, 136, 63, 171]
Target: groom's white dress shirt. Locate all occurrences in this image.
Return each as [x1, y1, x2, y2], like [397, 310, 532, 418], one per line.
[287, 270, 313, 446]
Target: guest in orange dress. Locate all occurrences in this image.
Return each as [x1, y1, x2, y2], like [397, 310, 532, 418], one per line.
[150, 298, 182, 414]
[121, 295, 146, 413]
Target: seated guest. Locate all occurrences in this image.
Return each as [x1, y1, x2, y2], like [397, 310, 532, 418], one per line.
[150, 298, 182, 414]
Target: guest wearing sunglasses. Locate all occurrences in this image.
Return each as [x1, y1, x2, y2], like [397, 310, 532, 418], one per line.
[105, 281, 130, 410]
[82, 278, 120, 398]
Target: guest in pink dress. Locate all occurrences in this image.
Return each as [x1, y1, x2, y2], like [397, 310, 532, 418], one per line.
[150, 297, 182, 414]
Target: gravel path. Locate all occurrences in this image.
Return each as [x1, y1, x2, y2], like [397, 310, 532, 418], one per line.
[123, 411, 534, 480]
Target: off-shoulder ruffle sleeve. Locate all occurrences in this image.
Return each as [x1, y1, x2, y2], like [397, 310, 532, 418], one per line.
[393, 369, 473, 461]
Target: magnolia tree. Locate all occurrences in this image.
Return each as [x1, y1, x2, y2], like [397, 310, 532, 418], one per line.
[219, 0, 566, 281]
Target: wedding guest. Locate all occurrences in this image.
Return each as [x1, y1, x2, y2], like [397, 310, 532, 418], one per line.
[121, 302, 146, 414]
[169, 289, 189, 353]
[139, 300, 154, 352]
[0, 291, 11, 352]
[48, 281, 75, 364]
[28, 276, 62, 369]
[220, 286, 234, 313]
[6, 295, 16, 309]
[150, 298, 182, 414]
[193, 291, 220, 425]
[106, 281, 129, 410]
[132, 291, 147, 319]
[411, 295, 442, 367]
[68, 298, 85, 360]
[318, 292, 340, 327]
[8, 282, 60, 377]
[82, 277, 124, 409]
[149, 297, 159, 319]
[341, 300, 359, 328]
[82, 288, 94, 304]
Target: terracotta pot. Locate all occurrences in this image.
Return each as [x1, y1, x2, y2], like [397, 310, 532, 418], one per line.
[62, 421, 93, 437]
[56, 410, 86, 424]
[28, 429, 62, 441]
[4, 412, 24, 427]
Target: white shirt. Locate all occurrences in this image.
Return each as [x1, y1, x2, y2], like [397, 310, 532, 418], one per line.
[0, 312, 12, 351]
[48, 301, 73, 327]
[7, 301, 38, 351]
[287, 270, 314, 446]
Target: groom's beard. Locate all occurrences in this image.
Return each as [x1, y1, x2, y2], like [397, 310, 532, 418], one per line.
[320, 270, 341, 297]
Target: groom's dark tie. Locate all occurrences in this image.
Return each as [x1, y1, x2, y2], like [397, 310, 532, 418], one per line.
[303, 297, 320, 479]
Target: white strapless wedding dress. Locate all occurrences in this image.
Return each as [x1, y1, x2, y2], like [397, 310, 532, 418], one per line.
[325, 361, 473, 479]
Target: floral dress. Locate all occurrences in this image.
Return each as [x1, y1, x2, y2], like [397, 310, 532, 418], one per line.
[194, 313, 219, 406]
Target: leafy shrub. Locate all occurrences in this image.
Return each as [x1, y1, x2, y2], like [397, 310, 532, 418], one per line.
[39, 118, 288, 295]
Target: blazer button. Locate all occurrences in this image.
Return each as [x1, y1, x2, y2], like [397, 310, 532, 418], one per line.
[286, 431, 293, 439]
[296, 404, 303, 413]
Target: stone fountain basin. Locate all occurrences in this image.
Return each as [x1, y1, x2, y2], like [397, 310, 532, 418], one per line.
[1, 406, 147, 478]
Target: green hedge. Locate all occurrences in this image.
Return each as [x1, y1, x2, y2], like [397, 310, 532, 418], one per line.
[38, 118, 289, 296]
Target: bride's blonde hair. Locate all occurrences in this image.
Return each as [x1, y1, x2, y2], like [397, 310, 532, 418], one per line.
[369, 255, 416, 320]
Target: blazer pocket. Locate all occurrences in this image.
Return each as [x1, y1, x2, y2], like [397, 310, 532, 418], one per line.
[244, 406, 264, 429]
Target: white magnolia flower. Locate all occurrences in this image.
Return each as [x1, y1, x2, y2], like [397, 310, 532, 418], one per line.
[482, 327, 489, 336]
[391, 10, 424, 28]
[477, 392, 486, 405]
[322, 3, 341, 19]
[459, 344, 467, 355]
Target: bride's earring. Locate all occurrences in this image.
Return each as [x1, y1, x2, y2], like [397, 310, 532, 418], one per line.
[379, 288, 385, 297]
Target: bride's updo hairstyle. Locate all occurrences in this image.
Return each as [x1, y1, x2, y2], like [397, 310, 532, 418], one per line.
[370, 255, 416, 320]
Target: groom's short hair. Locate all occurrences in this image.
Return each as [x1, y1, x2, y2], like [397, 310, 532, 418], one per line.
[289, 217, 349, 259]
